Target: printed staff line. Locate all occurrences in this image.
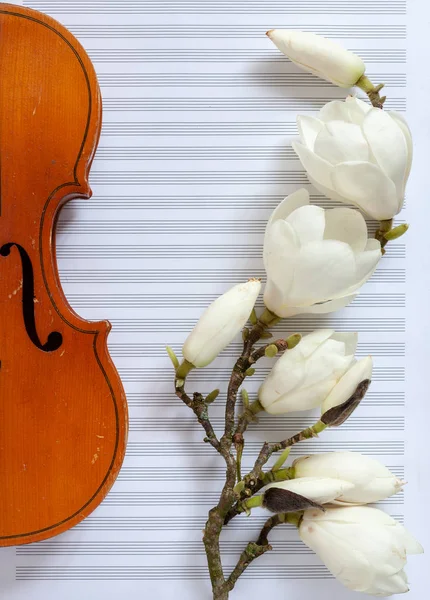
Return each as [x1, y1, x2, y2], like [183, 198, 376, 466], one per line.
[56, 245, 406, 260]
[125, 399, 404, 409]
[15, 566, 334, 581]
[109, 341, 405, 358]
[57, 220, 403, 235]
[88, 48, 406, 64]
[123, 439, 405, 454]
[97, 73, 406, 88]
[118, 366, 404, 383]
[72, 513, 405, 531]
[17, 533, 402, 555]
[100, 122, 301, 136]
[29, 0, 407, 15]
[102, 97, 406, 112]
[63, 195, 407, 211]
[116, 467, 405, 480]
[87, 494, 403, 507]
[95, 146, 302, 160]
[106, 316, 406, 333]
[57, 269, 405, 284]
[126, 418, 405, 432]
[65, 296, 407, 311]
[68, 24, 407, 39]
[88, 171, 311, 185]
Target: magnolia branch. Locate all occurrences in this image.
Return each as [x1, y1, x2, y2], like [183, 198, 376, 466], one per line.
[175, 386, 221, 451]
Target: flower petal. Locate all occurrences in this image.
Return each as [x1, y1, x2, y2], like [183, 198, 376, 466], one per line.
[266, 477, 355, 505]
[352, 245, 382, 290]
[267, 378, 337, 413]
[266, 188, 310, 234]
[324, 207, 368, 253]
[318, 100, 353, 123]
[345, 95, 371, 124]
[330, 332, 358, 355]
[306, 173, 352, 205]
[273, 294, 357, 317]
[289, 240, 356, 306]
[314, 121, 369, 165]
[297, 115, 324, 151]
[331, 161, 399, 220]
[292, 141, 335, 190]
[362, 108, 408, 204]
[286, 205, 325, 246]
[297, 329, 335, 358]
[322, 356, 373, 413]
[264, 220, 298, 295]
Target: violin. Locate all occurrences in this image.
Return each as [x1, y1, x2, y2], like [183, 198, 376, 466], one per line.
[0, 4, 128, 545]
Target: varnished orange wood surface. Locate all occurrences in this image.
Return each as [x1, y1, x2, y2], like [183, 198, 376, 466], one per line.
[0, 4, 128, 546]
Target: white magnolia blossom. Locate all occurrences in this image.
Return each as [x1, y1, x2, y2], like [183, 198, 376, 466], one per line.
[267, 30, 365, 88]
[259, 329, 372, 415]
[293, 97, 413, 220]
[300, 506, 423, 596]
[182, 280, 261, 368]
[265, 477, 354, 506]
[293, 452, 404, 504]
[263, 189, 382, 318]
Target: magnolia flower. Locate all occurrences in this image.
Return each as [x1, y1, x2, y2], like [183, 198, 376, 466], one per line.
[259, 329, 372, 415]
[265, 477, 354, 506]
[263, 189, 381, 318]
[182, 280, 261, 368]
[293, 452, 404, 504]
[267, 30, 365, 88]
[300, 506, 423, 596]
[293, 97, 413, 220]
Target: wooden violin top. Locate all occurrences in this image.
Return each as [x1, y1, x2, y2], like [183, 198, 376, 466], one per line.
[0, 3, 128, 546]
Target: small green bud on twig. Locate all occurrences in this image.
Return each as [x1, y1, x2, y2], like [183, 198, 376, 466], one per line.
[265, 344, 279, 358]
[241, 388, 250, 409]
[246, 368, 256, 377]
[249, 308, 258, 325]
[384, 223, 409, 241]
[205, 389, 220, 404]
[286, 333, 301, 349]
[261, 331, 273, 339]
[166, 346, 180, 369]
[175, 378, 185, 388]
[242, 328, 250, 341]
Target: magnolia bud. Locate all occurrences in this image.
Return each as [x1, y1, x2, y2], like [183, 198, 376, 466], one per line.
[293, 452, 405, 504]
[264, 477, 354, 509]
[267, 30, 365, 88]
[183, 280, 261, 368]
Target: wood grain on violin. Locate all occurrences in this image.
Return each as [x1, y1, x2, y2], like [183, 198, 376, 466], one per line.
[0, 4, 128, 546]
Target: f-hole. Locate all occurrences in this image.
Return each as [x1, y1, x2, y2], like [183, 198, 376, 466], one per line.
[1, 242, 63, 352]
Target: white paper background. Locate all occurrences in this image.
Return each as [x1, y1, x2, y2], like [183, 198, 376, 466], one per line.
[0, 0, 428, 598]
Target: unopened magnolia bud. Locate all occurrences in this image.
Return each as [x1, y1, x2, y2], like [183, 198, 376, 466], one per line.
[267, 30, 365, 88]
[183, 280, 261, 368]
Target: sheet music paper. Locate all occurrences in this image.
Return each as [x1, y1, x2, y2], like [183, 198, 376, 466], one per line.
[1, 0, 428, 598]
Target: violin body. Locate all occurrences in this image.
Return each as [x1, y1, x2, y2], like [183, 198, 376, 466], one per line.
[0, 4, 128, 545]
